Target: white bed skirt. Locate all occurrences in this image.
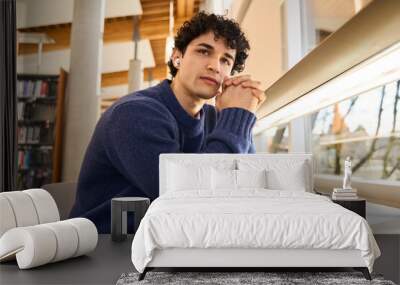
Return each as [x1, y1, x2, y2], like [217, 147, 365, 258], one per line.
[148, 248, 366, 268]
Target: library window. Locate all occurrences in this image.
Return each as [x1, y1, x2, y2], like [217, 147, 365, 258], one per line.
[254, 124, 289, 154]
[312, 80, 400, 182]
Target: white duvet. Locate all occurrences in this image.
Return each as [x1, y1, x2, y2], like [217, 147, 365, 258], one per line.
[131, 190, 380, 273]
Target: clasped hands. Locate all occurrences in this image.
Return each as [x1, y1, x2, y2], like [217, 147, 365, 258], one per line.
[215, 75, 266, 114]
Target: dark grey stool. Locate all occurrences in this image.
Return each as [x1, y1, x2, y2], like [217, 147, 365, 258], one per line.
[111, 197, 150, 242]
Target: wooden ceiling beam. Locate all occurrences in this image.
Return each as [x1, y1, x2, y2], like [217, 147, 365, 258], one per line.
[144, 64, 168, 81]
[150, 38, 166, 65]
[186, 0, 195, 18]
[177, 0, 186, 18]
[177, 0, 195, 18]
[101, 71, 129, 87]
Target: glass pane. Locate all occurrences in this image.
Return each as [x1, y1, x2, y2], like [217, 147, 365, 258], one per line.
[253, 124, 289, 153]
[312, 80, 400, 181]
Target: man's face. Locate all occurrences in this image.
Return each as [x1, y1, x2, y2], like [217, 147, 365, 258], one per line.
[173, 31, 236, 100]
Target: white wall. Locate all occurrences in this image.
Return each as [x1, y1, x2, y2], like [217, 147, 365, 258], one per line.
[239, 0, 284, 90]
[101, 84, 129, 98]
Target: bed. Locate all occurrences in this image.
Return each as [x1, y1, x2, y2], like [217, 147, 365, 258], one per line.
[131, 154, 380, 280]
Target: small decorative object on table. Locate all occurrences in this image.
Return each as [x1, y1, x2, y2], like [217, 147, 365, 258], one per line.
[332, 157, 358, 200]
[343, 156, 352, 190]
[111, 197, 150, 242]
[330, 157, 366, 218]
[331, 157, 366, 218]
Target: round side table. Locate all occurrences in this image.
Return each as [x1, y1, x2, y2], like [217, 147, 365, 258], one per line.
[111, 197, 150, 242]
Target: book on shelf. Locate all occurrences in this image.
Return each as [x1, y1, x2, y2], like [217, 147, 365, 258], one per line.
[18, 127, 27, 144]
[17, 123, 53, 145]
[16, 168, 52, 190]
[18, 148, 52, 171]
[33, 126, 41, 144]
[17, 102, 25, 120]
[18, 103, 35, 120]
[333, 187, 358, 193]
[26, 126, 33, 144]
[332, 188, 359, 200]
[332, 193, 359, 199]
[332, 196, 359, 200]
[18, 126, 41, 144]
[333, 192, 357, 197]
[17, 79, 55, 99]
[17, 71, 67, 190]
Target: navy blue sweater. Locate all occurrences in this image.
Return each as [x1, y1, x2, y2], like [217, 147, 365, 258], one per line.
[69, 79, 256, 233]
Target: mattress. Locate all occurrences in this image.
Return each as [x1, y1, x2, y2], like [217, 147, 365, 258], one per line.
[131, 190, 380, 273]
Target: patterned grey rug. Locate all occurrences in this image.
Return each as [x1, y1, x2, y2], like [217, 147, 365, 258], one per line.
[116, 271, 396, 285]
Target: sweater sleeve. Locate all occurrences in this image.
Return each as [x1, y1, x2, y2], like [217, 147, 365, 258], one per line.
[203, 108, 256, 153]
[105, 102, 256, 199]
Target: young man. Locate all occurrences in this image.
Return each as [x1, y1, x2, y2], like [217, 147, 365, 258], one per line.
[69, 12, 266, 233]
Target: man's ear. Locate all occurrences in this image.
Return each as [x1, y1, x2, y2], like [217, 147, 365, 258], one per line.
[171, 48, 183, 68]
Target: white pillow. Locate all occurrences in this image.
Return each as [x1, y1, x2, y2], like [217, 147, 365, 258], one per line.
[236, 169, 267, 189]
[266, 163, 307, 191]
[166, 158, 236, 171]
[237, 159, 310, 192]
[167, 162, 212, 191]
[211, 168, 237, 190]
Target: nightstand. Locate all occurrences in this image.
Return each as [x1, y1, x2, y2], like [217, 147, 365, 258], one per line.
[111, 197, 150, 242]
[332, 198, 366, 218]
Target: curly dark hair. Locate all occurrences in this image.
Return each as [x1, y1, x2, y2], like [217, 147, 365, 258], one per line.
[167, 11, 250, 77]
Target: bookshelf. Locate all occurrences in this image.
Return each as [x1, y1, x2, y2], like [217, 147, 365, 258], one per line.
[16, 69, 67, 190]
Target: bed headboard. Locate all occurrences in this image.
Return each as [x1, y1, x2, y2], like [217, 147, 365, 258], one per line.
[159, 153, 314, 195]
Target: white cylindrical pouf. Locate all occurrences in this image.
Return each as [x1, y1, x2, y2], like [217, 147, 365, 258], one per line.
[0, 192, 39, 227]
[67, 218, 98, 257]
[0, 196, 17, 237]
[0, 226, 57, 269]
[23, 189, 60, 223]
[0, 218, 97, 269]
[42, 221, 79, 262]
